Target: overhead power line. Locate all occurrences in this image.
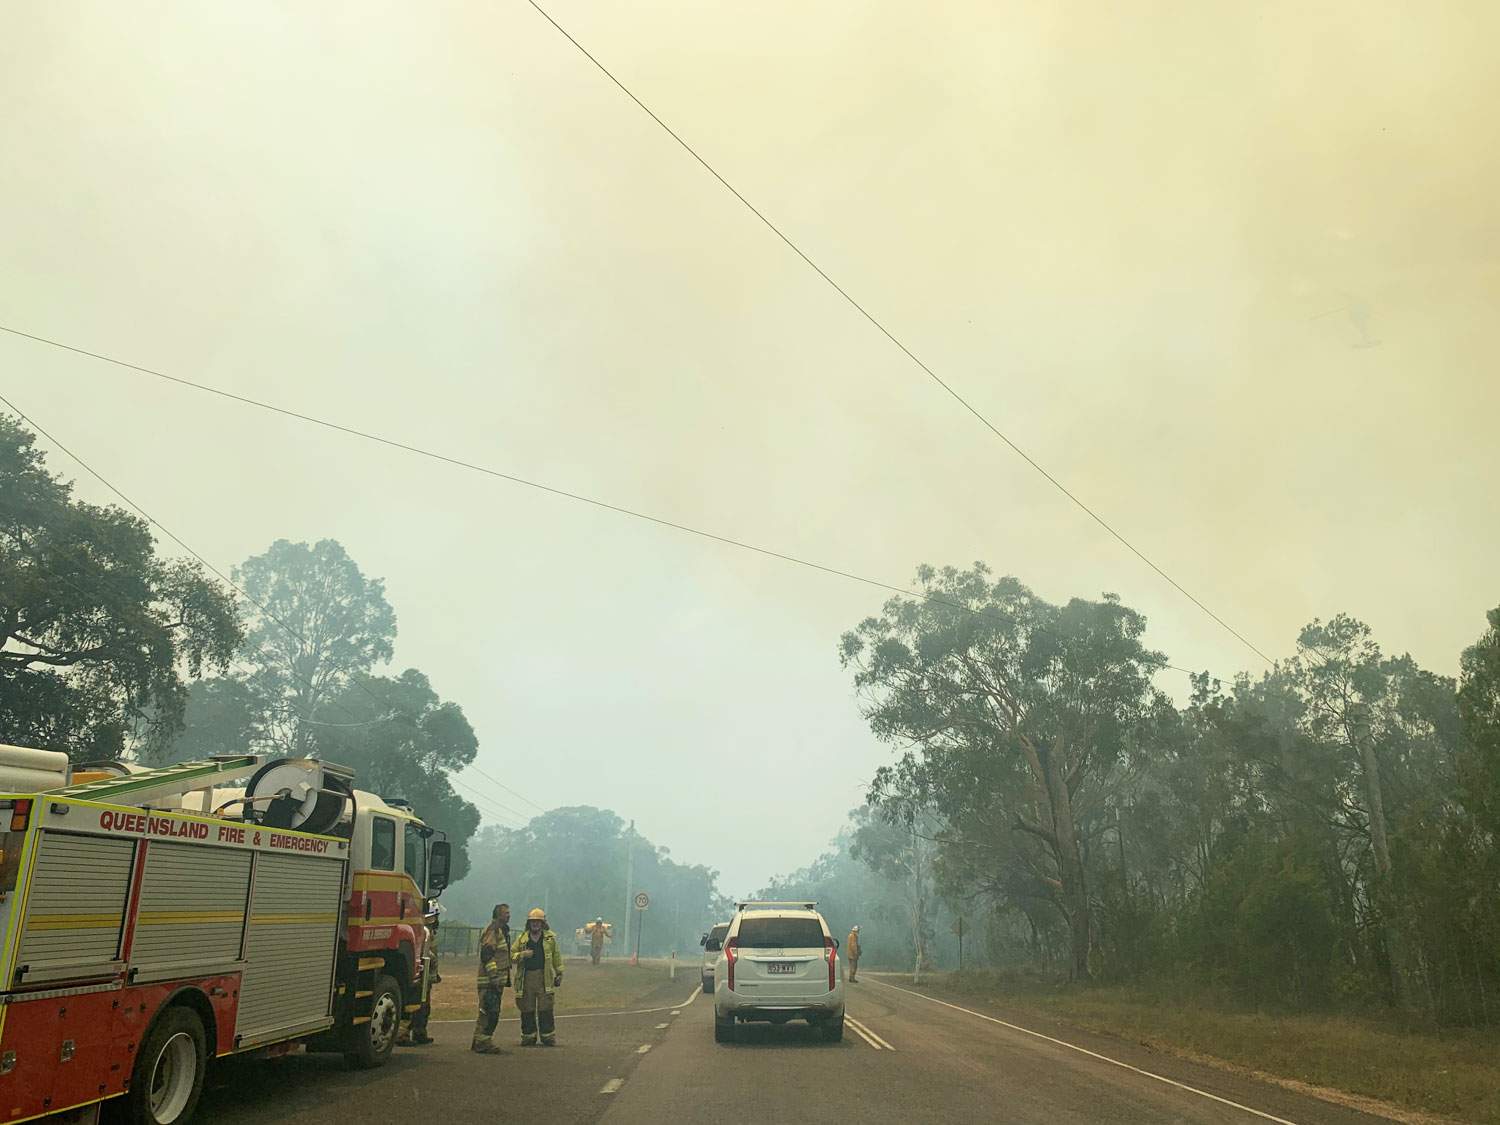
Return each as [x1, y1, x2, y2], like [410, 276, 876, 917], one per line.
[467, 763, 548, 813]
[520, 1, 1273, 668]
[452, 772, 531, 822]
[449, 776, 528, 828]
[0, 388, 550, 820]
[0, 329, 1229, 681]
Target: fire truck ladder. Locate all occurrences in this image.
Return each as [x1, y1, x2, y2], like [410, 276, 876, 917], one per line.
[46, 754, 264, 807]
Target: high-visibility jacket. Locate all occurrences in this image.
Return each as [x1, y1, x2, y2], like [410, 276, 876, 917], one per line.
[477, 921, 511, 988]
[511, 928, 565, 996]
[847, 930, 861, 960]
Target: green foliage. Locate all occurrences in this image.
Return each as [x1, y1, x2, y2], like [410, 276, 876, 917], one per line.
[1458, 606, 1500, 836]
[155, 677, 259, 763]
[756, 814, 965, 972]
[234, 538, 396, 755]
[310, 670, 481, 882]
[1182, 828, 1343, 1006]
[839, 563, 1500, 1025]
[841, 564, 1167, 979]
[0, 415, 242, 759]
[156, 538, 482, 885]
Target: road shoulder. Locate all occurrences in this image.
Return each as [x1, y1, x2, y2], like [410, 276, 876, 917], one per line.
[865, 975, 1462, 1125]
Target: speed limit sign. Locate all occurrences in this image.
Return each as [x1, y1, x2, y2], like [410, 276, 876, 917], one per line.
[634, 891, 650, 910]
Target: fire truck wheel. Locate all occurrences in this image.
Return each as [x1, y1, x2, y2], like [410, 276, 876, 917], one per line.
[123, 1005, 208, 1124]
[345, 973, 402, 1069]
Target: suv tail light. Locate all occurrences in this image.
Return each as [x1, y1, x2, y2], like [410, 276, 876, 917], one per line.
[724, 937, 739, 991]
[824, 935, 836, 991]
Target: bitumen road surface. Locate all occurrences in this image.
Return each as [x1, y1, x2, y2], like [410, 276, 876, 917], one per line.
[203, 975, 1400, 1124]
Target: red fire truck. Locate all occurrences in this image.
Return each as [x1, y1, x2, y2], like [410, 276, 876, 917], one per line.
[0, 747, 452, 1125]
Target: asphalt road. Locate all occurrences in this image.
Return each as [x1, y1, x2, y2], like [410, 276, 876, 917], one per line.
[203, 974, 1400, 1125]
[198, 975, 704, 1125]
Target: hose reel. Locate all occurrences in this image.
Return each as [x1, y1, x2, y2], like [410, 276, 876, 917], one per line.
[243, 758, 355, 835]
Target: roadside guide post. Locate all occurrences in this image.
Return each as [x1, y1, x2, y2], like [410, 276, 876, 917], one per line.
[633, 891, 650, 966]
[952, 916, 966, 970]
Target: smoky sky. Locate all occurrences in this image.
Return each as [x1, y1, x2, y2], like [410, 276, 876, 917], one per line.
[4, 1, 1497, 894]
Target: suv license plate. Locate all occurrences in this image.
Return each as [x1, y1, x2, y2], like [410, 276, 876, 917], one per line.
[767, 963, 795, 974]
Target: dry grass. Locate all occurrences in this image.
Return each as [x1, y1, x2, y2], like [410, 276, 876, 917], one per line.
[911, 972, 1500, 1125]
[427, 955, 696, 1021]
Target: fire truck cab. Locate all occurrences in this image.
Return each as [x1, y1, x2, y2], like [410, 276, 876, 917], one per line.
[0, 746, 452, 1125]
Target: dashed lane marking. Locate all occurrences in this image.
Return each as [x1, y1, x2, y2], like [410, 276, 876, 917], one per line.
[600, 1079, 624, 1095]
[656, 1022, 670, 1029]
[636, 1044, 652, 1054]
[846, 1015, 895, 1051]
[866, 978, 1298, 1125]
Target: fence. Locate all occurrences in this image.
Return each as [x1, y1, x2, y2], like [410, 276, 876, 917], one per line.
[434, 924, 482, 956]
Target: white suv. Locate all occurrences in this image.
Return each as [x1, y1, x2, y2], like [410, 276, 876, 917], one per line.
[713, 901, 845, 1043]
[699, 922, 730, 994]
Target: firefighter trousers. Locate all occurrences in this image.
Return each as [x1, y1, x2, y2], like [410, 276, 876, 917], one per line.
[474, 985, 504, 1040]
[516, 970, 555, 1042]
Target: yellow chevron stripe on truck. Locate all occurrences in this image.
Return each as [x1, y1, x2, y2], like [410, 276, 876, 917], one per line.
[23, 913, 123, 931]
[137, 910, 244, 925]
[351, 871, 422, 896]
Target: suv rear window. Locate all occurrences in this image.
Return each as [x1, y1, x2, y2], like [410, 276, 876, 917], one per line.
[736, 917, 823, 949]
[706, 924, 730, 951]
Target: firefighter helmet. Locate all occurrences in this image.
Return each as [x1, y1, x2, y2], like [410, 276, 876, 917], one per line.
[528, 908, 547, 922]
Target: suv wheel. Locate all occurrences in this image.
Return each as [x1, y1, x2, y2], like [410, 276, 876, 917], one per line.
[713, 1013, 736, 1044]
[821, 1013, 844, 1043]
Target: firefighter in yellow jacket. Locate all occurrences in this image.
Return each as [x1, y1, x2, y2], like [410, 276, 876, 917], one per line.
[472, 904, 511, 1054]
[846, 925, 862, 983]
[512, 907, 565, 1046]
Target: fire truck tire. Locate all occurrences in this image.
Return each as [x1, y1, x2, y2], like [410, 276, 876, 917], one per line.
[344, 973, 402, 1069]
[121, 1005, 208, 1125]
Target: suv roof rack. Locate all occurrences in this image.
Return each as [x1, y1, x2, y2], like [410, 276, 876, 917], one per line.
[735, 900, 817, 911]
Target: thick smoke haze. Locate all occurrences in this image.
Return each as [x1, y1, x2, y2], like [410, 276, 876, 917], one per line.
[4, 1, 1496, 892]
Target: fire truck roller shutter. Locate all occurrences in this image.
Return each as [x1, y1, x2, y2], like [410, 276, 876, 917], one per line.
[130, 842, 252, 977]
[234, 852, 346, 1044]
[16, 833, 135, 984]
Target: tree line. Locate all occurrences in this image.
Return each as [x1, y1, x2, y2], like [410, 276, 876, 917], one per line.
[451, 806, 733, 955]
[830, 563, 1499, 1024]
[0, 415, 482, 879]
[2, 413, 730, 920]
[11, 409, 1496, 1012]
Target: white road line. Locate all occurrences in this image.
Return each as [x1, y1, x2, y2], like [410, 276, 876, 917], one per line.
[846, 1015, 895, 1051]
[636, 1043, 652, 1054]
[655, 1022, 670, 1029]
[867, 979, 1299, 1125]
[845, 1017, 883, 1050]
[600, 1078, 624, 1095]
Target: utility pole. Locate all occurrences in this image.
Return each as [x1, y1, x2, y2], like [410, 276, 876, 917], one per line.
[622, 820, 635, 960]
